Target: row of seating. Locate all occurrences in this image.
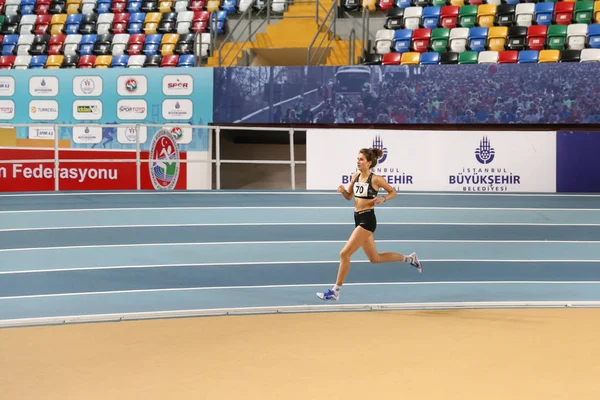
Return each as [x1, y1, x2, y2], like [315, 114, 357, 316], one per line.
[364, 47, 600, 63]
[0, 0, 284, 16]
[379, 1, 600, 31]
[344, 0, 600, 14]
[375, 23, 600, 54]
[1, 32, 211, 57]
[1, 10, 226, 36]
[0, 52, 195, 67]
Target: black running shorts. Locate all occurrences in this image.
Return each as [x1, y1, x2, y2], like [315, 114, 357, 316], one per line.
[354, 209, 376, 233]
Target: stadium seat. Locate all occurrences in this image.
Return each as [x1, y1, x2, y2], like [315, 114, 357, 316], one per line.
[29, 54, 48, 68]
[48, 33, 66, 54]
[111, 12, 129, 33]
[2, 34, 18, 55]
[422, 6, 441, 29]
[401, 51, 420, 64]
[78, 54, 95, 67]
[487, 26, 508, 52]
[419, 51, 439, 64]
[566, 23, 588, 50]
[535, 2, 554, 26]
[30, 34, 50, 55]
[177, 52, 193, 66]
[478, 50, 498, 63]
[79, 13, 98, 34]
[448, 27, 468, 52]
[439, 51, 458, 63]
[375, 29, 394, 54]
[403, 7, 423, 30]
[66, 13, 82, 34]
[128, 12, 145, 33]
[0, 55, 15, 68]
[527, 25, 547, 51]
[498, 50, 518, 63]
[111, 32, 129, 54]
[506, 25, 527, 51]
[515, 3, 535, 27]
[393, 29, 412, 52]
[143, 53, 161, 66]
[79, 33, 97, 55]
[126, 33, 145, 54]
[16, 34, 34, 55]
[518, 49, 538, 63]
[458, 50, 478, 64]
[63, 33, 81, 55]
[174, 32, 194, 54]
[110, 53, 128, 66]
[595, 0, 600, 22]
[574, 1, 594, 24]
[560, 49, 581, 62]
[159, 32, 177, 55]
[127, 53, 145, 66]
[20, 15, 37, 34]
[580, 47, 600, 61]
[430, 27, 449, 52]
[440, 6, 459, 29]
[538, 49, 559, 62]
[157, 12, 176, 33]
[35, 15, 52, 35]
[13, 55, 31, 68]
[222, 0, 237, 13]
[411, 28, 431, 52]
[61, 53, 79, 67]
[384, 8, 404, 30]
[477, 4, 497, 27]
[547, 24, 567, 50]
[93, 33, 113, 55]
[554, 2, 574, 25]
[468, 27, 488, 52]
[381, 52, 401, 65]
[66, 0, 81, 14]
[458, 5, 477, 28]
[46, 54, 63, 68]
[94, 54, 111, 67]
[495, 4, 516, 27]
[50, 14, 67, 35]
[97, 12, 114, 34]
[588, 24, 600, 48]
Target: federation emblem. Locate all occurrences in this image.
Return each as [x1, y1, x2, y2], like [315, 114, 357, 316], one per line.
[149, 128, 180, 190]
[475, 136, 495, 164]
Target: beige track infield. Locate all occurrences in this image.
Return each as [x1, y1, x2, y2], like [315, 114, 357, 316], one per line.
[1, 308, 599, 400]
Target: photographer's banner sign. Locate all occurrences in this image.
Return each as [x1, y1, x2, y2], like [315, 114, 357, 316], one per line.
[306, 129, 557, 193]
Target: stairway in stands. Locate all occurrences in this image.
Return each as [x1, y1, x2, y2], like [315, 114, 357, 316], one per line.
[205, 0, 361, 67]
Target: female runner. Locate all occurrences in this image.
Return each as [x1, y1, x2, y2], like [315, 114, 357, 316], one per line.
[317, 147, 422, 301]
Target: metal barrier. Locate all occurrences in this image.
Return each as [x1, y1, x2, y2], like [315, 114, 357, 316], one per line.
[0, 123, 305, 191]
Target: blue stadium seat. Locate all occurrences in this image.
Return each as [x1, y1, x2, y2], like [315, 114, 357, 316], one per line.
[518, 49, 538, 63]
[588, 24, 600, 49]
[128, 0, 143, 13]
[79, 34, 98, 55]
[468, 27, 488, 52]
[2, 35, 18, 55]
[215, 11, 227, 34]
[111, 54, 129, 67]
[96, 0, 112, 14]
[395, 0, 412, 8]
[143, 33, 162, 55]
[178, 54, 194, 66]
[66, 14, 83, 35]
[129, 12, 146, 34]
[422, 6, 441, 30]
[393, 29, 412, 52]
[29, 55, 48, 68]
[419, 51, 439, 64]
[535, 3, 554, 26]
[21, 0, 37, 15]
[222, 0, 238, 13]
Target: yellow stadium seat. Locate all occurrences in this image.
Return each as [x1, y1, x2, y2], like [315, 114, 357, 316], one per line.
[50, 14, 67, 35]
[477, 4, 497, 28]
[206, 0, 220, 12]
[538, 49, 560, 63]
[46, 55, 64, 69]
[94, 55, 112, 68]
[144, 12, 162, 34]
[160, 33, 179, 56]
[450, 0, 464, 6]
[362, 0, 377, 12]
[595, 1, 600, 22]
[159, 0, 174, 13]
[487, 26, 508, 51]
[66, 0, 82, 14]
[401, 51, 421, 65]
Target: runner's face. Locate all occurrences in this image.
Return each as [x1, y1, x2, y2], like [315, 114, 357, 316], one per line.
[357, 153, 369, 170]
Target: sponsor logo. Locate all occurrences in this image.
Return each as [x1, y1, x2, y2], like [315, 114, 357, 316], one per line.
[29, 76, 59, 96]
[73, 76, 103, 96]
[0, 100, 15, 119]
[149, 129, 180, 190]
[117, 125, 148, 144]
[28, 126, 56, 140]
[73, 126, 102, 144]
[162, 75, 193, 95]
[0, 77, 15, 95]
[117, 99, 147, 120]
[162, 99, 193, 120]
[117, 75, 148, 96]
[448, 136, 520, 192]
[29, 100, 59, 120]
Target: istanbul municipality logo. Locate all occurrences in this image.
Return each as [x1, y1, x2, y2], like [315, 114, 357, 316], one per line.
[372, 135, 388, 164]
[475, 136, 495, 164]
[149, 128, 180, 190]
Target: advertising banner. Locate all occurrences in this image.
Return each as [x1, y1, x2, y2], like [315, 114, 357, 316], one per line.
[306, 129, 557, 193]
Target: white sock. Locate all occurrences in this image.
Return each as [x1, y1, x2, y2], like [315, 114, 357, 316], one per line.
[332, 285, 341, 292]
[404, 255, 413, 263]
